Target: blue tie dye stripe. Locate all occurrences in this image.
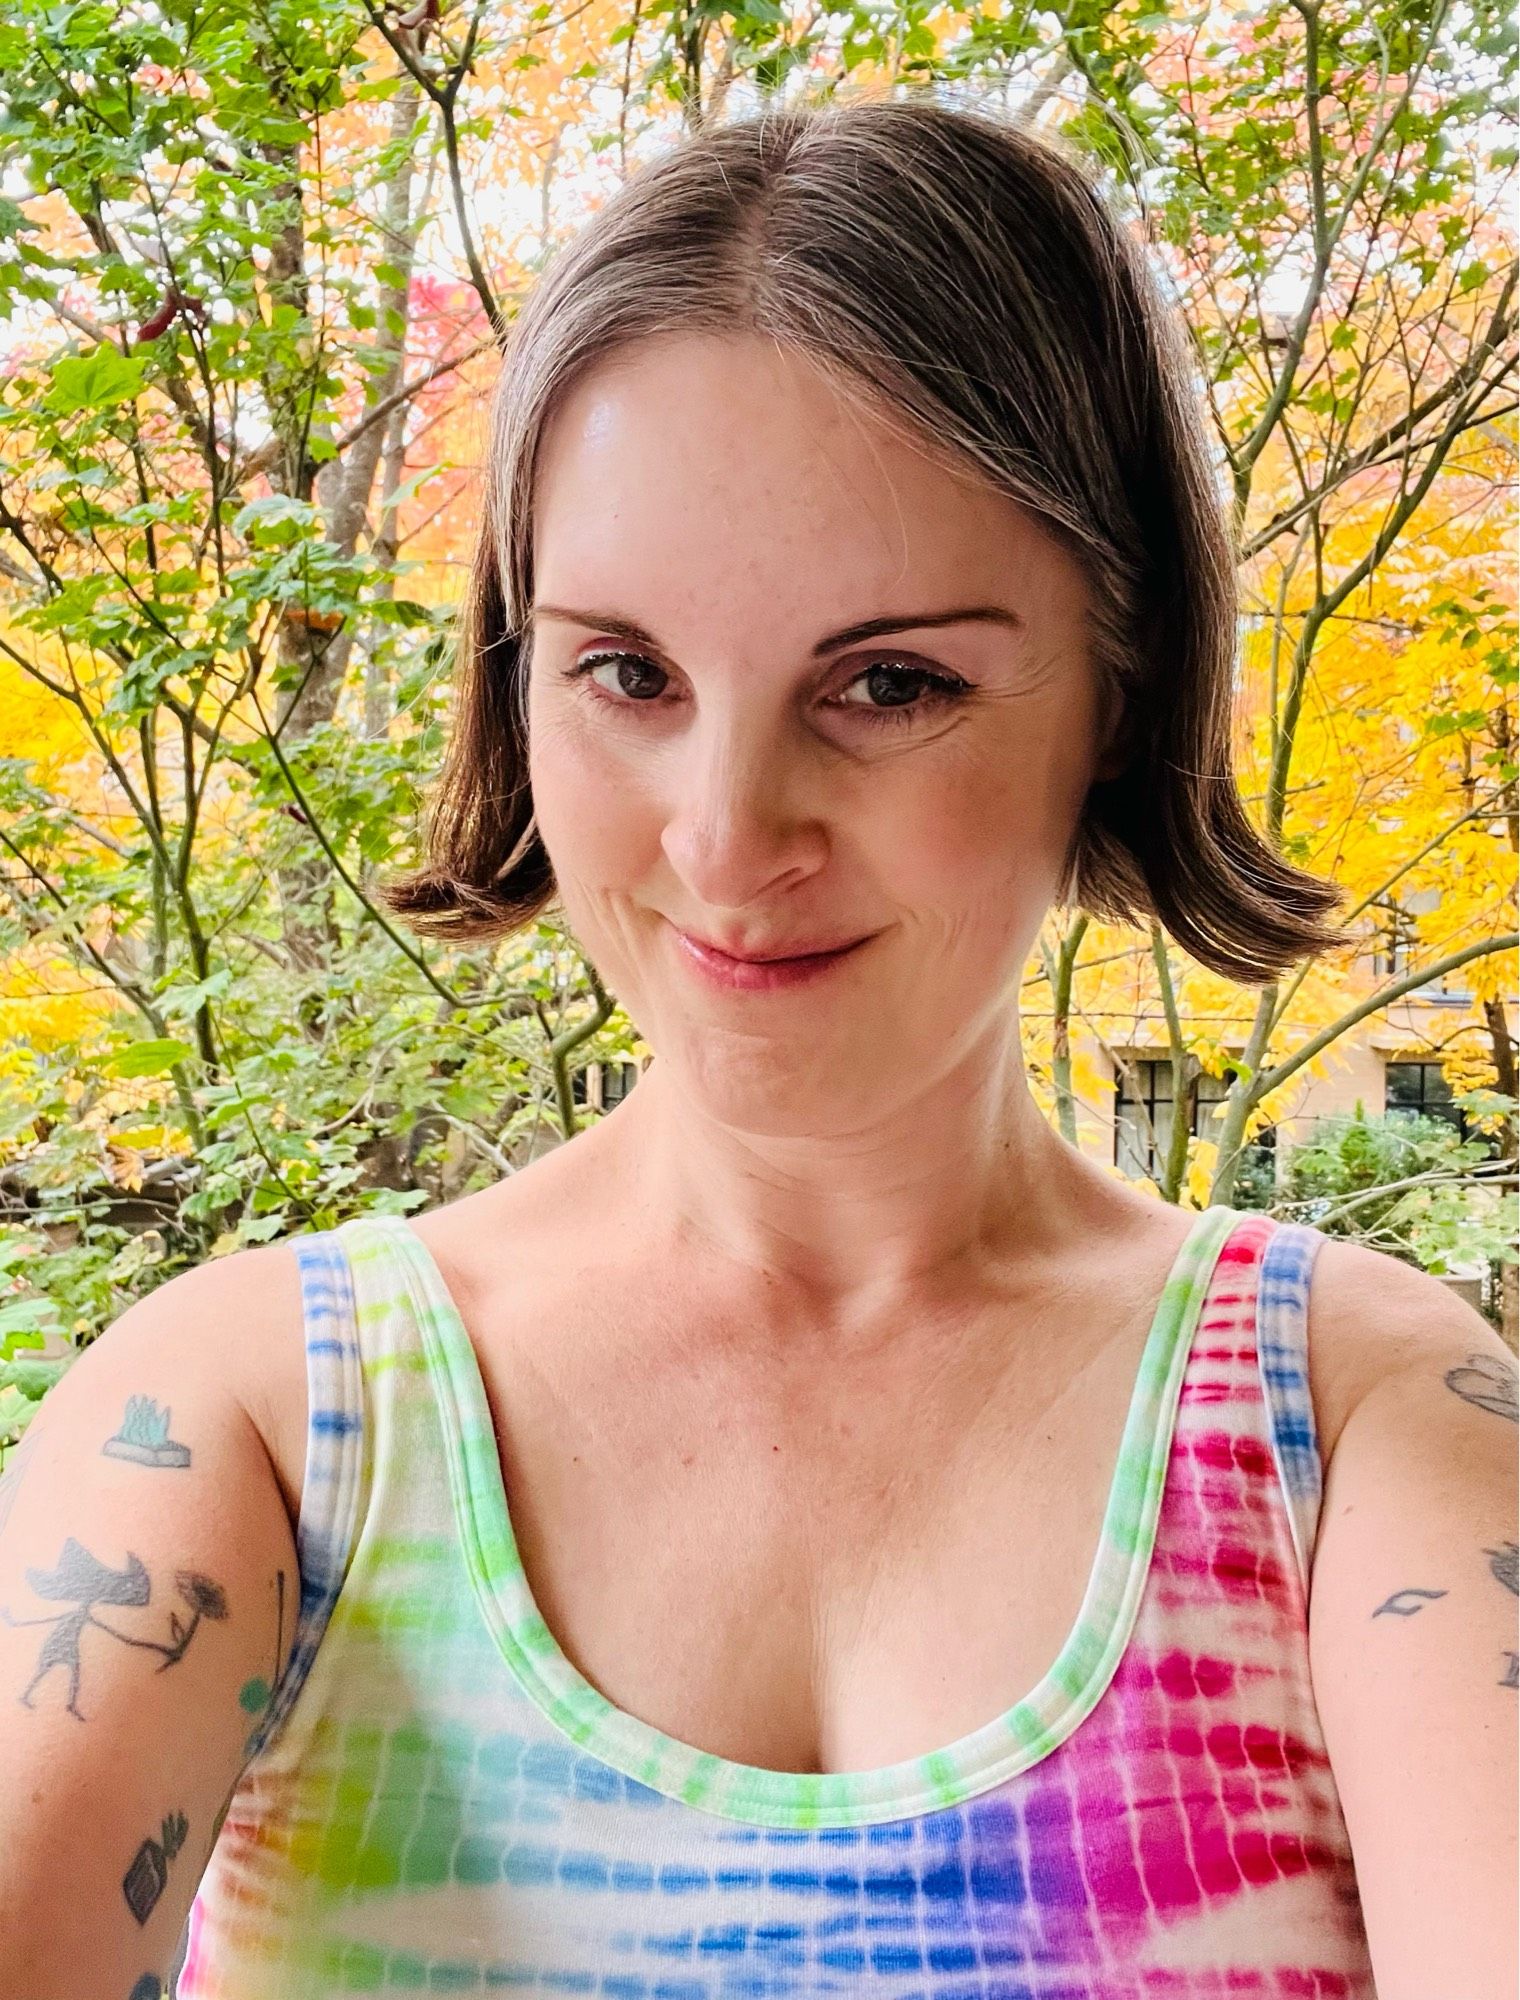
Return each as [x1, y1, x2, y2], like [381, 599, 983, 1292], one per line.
[1255, 1219, 1327, 1601]
[241, 1232, 367, 1764]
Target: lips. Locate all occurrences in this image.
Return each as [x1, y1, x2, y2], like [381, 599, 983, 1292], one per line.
[676, 928, 869, 963]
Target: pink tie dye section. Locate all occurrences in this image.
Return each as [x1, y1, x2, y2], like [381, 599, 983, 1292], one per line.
[993, 1213, 1373, 1988]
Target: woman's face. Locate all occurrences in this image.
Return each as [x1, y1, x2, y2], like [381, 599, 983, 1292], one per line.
[526, 332, 1122, 1132]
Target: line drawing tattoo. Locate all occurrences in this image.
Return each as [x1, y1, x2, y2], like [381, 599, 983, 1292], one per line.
[237, 1565, 287, 1756]
[1372, 1586, 1449, 1618]
[103, 1395, 192, 1469]
[1483, 1539, 1518, 1597]
[1444, 1352, 1518, 1424]
[123, 1809, 188, 1925]
[1, 1537, 228, 1720]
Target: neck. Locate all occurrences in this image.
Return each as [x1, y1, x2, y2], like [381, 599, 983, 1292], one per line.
[588, 1021, 1142, 1332]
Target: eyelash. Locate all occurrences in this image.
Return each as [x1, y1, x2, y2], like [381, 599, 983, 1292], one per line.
[562, 652, 972, 729]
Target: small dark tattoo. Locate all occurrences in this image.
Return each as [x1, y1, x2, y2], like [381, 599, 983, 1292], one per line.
[1372, 1586, 1449, 1618]
[123, 1809, 188, 1925]
[129, 1978, 163, 2000]
[1, 1537, 228, 1720]
[102, 1395, 192, 1470]
[238, 1566, 288, 1756]
[1483, 1540, 1518, 1596]
[1502, 1652, 1518, 1690]
[1444, 1352, 1518, 1424]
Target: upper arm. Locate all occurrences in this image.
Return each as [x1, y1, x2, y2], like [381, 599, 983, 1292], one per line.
[0, 1242, 304, 1999]
[1305, 1239, 1517, 2000]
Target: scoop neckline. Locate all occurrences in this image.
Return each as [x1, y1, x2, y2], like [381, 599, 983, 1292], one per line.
[379, 1200, 1245, 1829]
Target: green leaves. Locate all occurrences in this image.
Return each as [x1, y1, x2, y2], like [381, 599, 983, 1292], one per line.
[231, 494, 322, 544]
[42, 346, 148, 416]
[107, 1039, 195, 1079]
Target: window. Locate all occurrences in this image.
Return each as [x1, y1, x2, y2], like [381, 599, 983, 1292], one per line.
[1373, 889, 1471, 1000]
[1113, 1056, 1275, 1189]
[571, 1059, 643, 1111]
[1386, 1058, 1488, 1147]
[1372, 898, 1417, 978]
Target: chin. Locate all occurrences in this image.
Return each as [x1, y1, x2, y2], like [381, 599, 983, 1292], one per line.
[653, 1026, 916, 1135]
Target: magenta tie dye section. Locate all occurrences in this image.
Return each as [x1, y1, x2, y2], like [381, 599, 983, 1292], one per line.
[176, 1209, 1378, 1996]
[1011, 1213, 1375, 1985]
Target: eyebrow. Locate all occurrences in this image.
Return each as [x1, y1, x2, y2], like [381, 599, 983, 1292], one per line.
[528, 603, 1025, 657]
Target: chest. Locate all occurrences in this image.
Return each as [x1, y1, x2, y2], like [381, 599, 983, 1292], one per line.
[416, 1274, 1170, 1776]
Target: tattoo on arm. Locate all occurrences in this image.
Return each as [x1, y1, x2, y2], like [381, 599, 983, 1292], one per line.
[130, 1979, 164, 1999]
[1483, 1538, 1518, 1596]
[1485, 1538, 1518, 1689]
[1444, 1352, 1518, 1424]
[237, 1565, 288, 1755]
[102, 1396, 193, 1469]
[123, 1809, 189, 1925]
[1372, 1586, 1449, 1617]
[1, 1538, 228, 1720]
[1371, 1538, 1518, 1688]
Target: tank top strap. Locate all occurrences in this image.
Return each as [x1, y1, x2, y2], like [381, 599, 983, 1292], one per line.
[241, 1228, 367, 1764]
[243, 1213, 450, 1762]
[1255, 1216, 1330, 1602]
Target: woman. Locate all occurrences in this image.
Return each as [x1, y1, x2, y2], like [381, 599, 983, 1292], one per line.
[2, 92, 1514, 2000]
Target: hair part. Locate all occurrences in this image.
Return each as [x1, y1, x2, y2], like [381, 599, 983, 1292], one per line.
[381, 87, 1351, 986]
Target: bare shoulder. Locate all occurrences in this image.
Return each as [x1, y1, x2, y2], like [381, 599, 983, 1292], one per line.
[1303, 1230, 1514, 1468]
[101, 1240, 309, 1535]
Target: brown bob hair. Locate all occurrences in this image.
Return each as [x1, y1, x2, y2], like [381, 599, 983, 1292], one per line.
[382, 89, 1350, 986]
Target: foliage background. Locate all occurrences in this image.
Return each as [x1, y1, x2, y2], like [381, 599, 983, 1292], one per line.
[0, 0, 1516, 1448]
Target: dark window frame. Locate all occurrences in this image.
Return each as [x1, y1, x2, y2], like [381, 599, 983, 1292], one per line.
[1113, 1053, 1276, 1182]
[1385, 1057, 1485, 1146]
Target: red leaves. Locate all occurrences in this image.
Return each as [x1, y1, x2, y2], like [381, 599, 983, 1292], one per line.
[134, 287, 209, 346]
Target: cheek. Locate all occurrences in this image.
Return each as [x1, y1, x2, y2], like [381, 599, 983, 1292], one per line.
[888, 741, 1077, 931]
[528, 708, 658, 885]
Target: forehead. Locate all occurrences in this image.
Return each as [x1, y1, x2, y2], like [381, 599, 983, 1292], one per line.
[530, 333, 1081, 622]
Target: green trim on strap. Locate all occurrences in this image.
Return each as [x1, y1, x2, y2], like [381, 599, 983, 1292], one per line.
[352, 1201, 1241, 1830]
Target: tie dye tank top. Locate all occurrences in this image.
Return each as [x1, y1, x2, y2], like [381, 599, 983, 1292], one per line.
[175, 1201, 1379, 1996]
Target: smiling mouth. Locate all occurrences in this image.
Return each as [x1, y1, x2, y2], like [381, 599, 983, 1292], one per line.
[669, 925, 878, 987]
[673, 927, 875, 964]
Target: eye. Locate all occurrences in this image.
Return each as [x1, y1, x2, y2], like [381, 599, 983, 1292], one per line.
[569, 652, 670, 704]
[831, 658, 971, 727]
[563, 652, 971, 728]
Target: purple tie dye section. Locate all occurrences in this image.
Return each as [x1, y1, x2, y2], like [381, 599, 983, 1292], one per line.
[178, 1209, 1378, 1996]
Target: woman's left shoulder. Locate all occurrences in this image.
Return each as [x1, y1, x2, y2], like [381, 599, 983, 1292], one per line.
[1292, 1225, 1514, 1471]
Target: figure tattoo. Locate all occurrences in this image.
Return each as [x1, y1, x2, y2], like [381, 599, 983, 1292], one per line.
[123, 1809, 189, 1925]
[1372, 1586, 1449, 1618]
[1, 1537, 228, 1720]
[1444, 1352, 1518, 1424]
[103, 1395, 192, 1469]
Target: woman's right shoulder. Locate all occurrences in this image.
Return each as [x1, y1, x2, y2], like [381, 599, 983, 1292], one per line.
[106, 1235, 322, 1544]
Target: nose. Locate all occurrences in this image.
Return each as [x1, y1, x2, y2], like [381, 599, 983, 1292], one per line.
[658, 709, 829, 909]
